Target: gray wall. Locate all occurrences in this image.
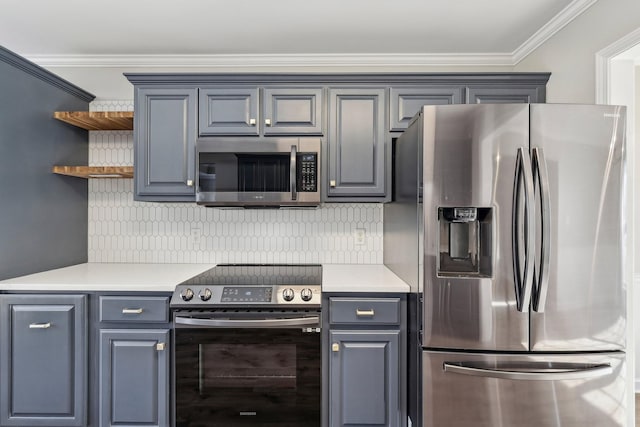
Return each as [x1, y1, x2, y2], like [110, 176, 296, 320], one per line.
[0, 46, 94, 280]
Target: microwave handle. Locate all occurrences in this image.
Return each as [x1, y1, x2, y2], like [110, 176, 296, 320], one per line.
[290, 145, 297, 201]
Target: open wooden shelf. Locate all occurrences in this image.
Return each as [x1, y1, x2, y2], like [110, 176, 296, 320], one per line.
[52, 166, 134, 179]
[53, 111, 134, 130]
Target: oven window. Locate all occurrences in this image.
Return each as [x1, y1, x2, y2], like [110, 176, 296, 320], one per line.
[199, 153, 291, 193]
[200, 343, 297, 389]
[175, 327, 320, 427]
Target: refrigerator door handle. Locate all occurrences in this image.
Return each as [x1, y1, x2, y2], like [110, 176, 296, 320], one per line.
[532, 147, 551, 312]
[443, 362, 612, 381]
[512, 147, 536, 312]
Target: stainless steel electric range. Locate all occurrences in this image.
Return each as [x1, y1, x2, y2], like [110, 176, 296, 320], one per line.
[170, 264, 322, 427]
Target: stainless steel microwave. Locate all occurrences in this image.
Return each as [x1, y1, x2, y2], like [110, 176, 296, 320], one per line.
[196, 138, 321, 208]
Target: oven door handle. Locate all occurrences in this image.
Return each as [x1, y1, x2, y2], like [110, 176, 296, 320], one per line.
[174, 315, 321, 328]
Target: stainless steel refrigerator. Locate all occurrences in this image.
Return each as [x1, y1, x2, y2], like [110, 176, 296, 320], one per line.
[384, 104, 627, 427]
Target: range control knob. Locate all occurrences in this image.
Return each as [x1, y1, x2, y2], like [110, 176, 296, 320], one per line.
[282, 288, 295, 302]
[199, 288, 212, 301]
[300, 288, 313, 302]
[181, 288, 194, 301]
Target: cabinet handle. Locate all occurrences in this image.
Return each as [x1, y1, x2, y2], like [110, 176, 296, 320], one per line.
[122, 308, 144, 314]
[249, 118, 256, 126]
[156, 342, 166, 351]
[332, 343, 340, 352]
[356, 309, 375, 317]
[330, 180, 336, 188]
[29, 322, 51, 329]
[265, 118, 272, 126]
[186, 179, 194, 187]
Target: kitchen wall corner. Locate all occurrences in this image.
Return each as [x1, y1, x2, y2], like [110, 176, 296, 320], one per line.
[88, 100, 383, 264]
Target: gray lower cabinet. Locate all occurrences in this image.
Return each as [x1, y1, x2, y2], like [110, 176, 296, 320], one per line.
[326, 88, 387, 201]
[0, 294, 87, 427]
[326, 295, 406, 427]
[99, 329, 170, 427]
[329, 330, 401, 427]
[134, 87, 197, 201]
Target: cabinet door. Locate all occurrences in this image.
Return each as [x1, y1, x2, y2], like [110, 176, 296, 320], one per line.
[199, 87, 259, 135]
[465, 86, 544, 104]
[329, 330, 400, 427]
[389, 87, 462, 131]
[99, 329, 170, 427]
[0, 295, 87, 427]
[135, 88, 197, 201]
[327, 88, 387, 200]
[263, 88, 323, 135]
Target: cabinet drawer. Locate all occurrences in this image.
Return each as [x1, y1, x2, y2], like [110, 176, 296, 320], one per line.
[329, 297, 400, 325]
[99, 296, 169, 323]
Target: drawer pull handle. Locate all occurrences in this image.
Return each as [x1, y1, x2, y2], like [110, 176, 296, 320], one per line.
[29, 322, 51, 329]
[356, 309, 375, 317]
[122, 308, 144, 314]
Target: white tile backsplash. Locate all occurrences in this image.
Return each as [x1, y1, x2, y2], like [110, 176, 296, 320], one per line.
[88, 100, 383, 264]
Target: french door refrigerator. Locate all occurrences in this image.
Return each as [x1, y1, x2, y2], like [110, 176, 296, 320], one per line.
[384, 103, 627, 427]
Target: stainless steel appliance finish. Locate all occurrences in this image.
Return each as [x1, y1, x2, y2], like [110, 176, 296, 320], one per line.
[171, 264, 322, 427]
[385, 104, 627, 426]
[423, 351, 626, 427]
[196, 138, 321, 208]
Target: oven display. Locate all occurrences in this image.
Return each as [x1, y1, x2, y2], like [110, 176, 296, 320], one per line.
[221, 286, 273, 303]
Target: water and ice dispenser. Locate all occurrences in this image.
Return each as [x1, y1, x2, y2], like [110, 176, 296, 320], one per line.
[438, 207, 492, 278]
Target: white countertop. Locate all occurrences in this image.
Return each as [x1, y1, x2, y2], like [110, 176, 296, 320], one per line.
[0, 263, 215, 292]
[321, 264, 410, 293]
[0, 263, 409, 293]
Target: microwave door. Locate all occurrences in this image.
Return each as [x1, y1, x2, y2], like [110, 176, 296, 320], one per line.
[196, 138, 321, 207]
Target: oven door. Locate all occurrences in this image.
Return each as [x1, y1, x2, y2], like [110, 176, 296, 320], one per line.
[173, 311, 321, 427]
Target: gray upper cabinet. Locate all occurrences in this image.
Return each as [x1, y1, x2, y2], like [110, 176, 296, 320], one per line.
[99, 329, 170, 427]
[466, 86, 544, 104]
[135, 87, 197, 201]
[199, 87, 259, 136]
[199, 87, 323, 136]
[389, 86, 463, 131]
[263, 88, 323, 135]
[327, 88, 387, 201]
[125, 73, 549, 202]
[0, 294, 87, 427]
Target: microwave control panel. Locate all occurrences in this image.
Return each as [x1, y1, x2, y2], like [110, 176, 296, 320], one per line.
[297, 153, 318, 192]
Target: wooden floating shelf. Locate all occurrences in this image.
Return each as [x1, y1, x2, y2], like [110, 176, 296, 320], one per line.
[53, 111, 134, 130]
[53, 166, 134, 179]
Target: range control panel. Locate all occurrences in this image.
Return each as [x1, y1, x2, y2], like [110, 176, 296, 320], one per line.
[170, 284, 322, 308]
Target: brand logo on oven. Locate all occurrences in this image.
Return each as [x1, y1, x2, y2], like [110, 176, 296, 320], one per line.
[240, 412, 257, 416]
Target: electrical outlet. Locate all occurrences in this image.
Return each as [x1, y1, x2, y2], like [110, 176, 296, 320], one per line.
[354, 228, 366, 245]
[190, 226, 202, 248]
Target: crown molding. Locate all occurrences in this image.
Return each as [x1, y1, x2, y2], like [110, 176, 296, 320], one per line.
[22, 0, 597, 69]
[24, 52, 515, 68]
[512, 0, 599, 64]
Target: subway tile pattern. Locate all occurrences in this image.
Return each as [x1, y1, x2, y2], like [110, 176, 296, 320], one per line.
[88, 100, 383, 264]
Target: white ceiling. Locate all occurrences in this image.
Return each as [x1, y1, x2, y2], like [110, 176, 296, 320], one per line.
[0, 0, 597, 67]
